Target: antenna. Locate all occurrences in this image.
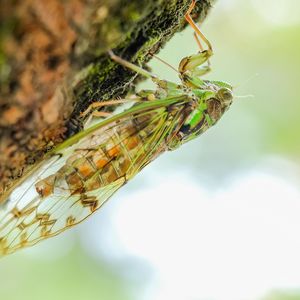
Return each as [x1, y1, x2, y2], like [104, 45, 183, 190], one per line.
[149, 53, 179, 74]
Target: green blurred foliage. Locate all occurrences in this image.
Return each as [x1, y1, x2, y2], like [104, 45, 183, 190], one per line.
[262, 290, 300, 300]
[0, 247, 131, 300]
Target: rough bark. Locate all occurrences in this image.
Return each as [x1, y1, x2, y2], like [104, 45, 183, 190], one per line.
[0, 0, 214, 195]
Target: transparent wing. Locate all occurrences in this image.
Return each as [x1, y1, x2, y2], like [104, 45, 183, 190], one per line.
[0, 96, 187, 255]
[0, 172, 124, 255]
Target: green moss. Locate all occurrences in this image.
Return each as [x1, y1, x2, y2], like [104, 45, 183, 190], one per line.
[122, 3, 143, 22]
[0, 18, 15, 87]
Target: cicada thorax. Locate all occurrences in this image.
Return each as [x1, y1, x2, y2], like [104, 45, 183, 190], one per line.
[35, 110, 164, 201]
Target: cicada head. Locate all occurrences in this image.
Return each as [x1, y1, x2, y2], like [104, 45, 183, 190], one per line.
[168, 80, 233, 150]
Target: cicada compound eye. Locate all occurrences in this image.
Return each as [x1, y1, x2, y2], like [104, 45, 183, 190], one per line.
[216, 87, 233, 105]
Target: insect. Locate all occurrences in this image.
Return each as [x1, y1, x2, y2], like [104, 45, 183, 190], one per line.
[0, 0, 233, 255]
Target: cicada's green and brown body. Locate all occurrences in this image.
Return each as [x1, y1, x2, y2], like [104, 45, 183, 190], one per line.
[35, 116, 157, 199]
[0, 0, 234, 255]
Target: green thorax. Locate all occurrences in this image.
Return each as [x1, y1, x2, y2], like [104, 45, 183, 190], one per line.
[166, 79, 233, 150]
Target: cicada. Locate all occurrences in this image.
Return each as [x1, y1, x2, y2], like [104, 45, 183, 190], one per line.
[0, 0, 233, 255]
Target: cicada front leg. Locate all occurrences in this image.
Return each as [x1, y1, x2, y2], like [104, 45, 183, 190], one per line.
[179, 0, 213, 78]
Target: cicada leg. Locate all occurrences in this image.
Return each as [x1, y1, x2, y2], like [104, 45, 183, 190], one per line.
[185, 0, 212, 51]
[179, 0, 213, 77]
[81, 99, 138, 118]
[81, 100, 119, 126]
[108, 50, 182, 99]
[108, 50, 159, 83]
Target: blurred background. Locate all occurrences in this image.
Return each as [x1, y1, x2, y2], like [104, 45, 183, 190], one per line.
[1, 0, 300, 299]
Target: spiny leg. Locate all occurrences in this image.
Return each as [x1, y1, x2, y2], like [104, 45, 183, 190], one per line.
[179, 0, 213, 77]
[81, 97, 144, 129]
[108, 50, 183, 99]
[193, 32, 204, 52]
[83, 50, 168, 120]
[81, 98, 140, 118]
[185, 0, 212, 51]
[108, 50, 159, 83]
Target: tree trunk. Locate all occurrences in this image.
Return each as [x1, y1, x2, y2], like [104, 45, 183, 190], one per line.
[0, 0, 214, 195]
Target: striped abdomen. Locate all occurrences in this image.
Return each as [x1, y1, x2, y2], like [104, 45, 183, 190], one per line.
[35, 114, 160, 198]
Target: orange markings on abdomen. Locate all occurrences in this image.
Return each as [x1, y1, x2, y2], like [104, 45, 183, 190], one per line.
[35, 175, 55, 197]
[107, 145, 120, 158]
[94, 158, 109, 169]
[77, 163, 94, 178]
[124, 136, 140, 150]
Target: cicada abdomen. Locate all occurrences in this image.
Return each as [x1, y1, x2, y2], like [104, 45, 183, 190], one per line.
[36, 113, 161, 198]
[0, 106, 179, 254]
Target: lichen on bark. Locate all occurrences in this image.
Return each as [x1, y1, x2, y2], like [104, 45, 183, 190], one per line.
[0, 0, 214, 195]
